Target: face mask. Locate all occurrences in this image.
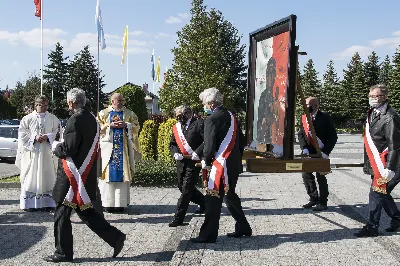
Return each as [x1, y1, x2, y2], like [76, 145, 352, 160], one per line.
[308, 106, 314, 114]
[204, 106, 213, 115]
[369, 98, 380, 108]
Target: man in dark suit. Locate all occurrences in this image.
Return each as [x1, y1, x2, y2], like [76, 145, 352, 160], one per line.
[169, 105, 206, 227]
[355, 84, 400, 237]
[298, 96, 338, 211]
[190, 88, 252, 243]
[44, 88, 126, 263]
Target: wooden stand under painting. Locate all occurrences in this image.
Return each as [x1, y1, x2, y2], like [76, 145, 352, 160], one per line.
[243, 15, 332, 173]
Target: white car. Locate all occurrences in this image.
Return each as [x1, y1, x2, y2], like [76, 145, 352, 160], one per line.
[0, 125, 18, 160]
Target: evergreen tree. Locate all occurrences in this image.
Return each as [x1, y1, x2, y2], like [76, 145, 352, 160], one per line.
[300, 59, 321, 99]
[320, 60, 344, 122]
[341, 52, 366, 119]
[364, 51, 380, 88]
[389, 46, 400, 112]
[295, 62, 303, 124]
[44, 42, 69, 118]
[379, 55, 392, 86]
[66, 46, 106, 114]
[159, 0, 247, 115]
[9, 81, 24, 117]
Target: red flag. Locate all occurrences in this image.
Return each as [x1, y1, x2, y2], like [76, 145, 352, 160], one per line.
[34, 0, 41, 19]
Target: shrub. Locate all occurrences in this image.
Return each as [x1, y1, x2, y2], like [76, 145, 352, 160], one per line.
[150, 114, 168, 128]
[138, 120, 158, 160]
[157, 118, 177, 165]
[132, 159, 176, 187]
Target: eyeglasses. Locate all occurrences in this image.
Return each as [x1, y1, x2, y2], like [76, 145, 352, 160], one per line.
[369, 95, 386, 99]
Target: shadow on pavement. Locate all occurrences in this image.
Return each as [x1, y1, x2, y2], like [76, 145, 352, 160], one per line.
[75, 251, 175, 263]
[0, 211, 53, 224]
[0, 199, 19, 205]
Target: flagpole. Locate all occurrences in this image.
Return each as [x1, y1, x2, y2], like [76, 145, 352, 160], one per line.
[127, 26, 129, 83]
[97, 38, 100, 114]
[40, 0, 43, 95]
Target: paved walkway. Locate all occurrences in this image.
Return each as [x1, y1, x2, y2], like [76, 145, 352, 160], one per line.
[1, 135, 400, 265]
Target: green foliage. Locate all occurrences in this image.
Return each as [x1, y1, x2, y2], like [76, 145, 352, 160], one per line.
[132, 159, 176, 187]
[157, 118, 177, 166]
[9, 81, 24, 117]
[379, 55, 392, 85]
[389, 46, 400, 112]
[115, 83, 148, 127]
[364, 51, 380, 88]
[0, 96, 16, 119]
[301, 59, 321, 99]
[138, 120, 158, 160]
[159, 0, 247, 115]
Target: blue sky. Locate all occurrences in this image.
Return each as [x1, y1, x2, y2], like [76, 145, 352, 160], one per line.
[0, 0, 399, 95]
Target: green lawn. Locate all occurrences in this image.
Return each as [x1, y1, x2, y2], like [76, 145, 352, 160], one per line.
[0, 176, 19, 183]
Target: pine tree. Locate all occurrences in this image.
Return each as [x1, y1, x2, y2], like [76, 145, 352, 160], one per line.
[320, 60, 344, 122]
[66, 46, 106, 114]
[389, 46, 400, 112]
[341, 52, 366, 119]
[159, 0, 247, 115]
[9, 81, 24, 116]
[364, 51, 380, 88]
[44, 42, 69, 118]
[379, 55, 392, 86]
[300, 59, 321, 99]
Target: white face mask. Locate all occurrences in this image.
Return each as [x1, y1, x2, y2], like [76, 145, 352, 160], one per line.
[369, 98, 380, 108]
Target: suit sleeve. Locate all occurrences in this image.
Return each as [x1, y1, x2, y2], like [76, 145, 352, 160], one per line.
[194, 119, 204, 157]
[297, 117, 310, 150]
[237, 121, 245, 156]
[203, 117, 217, 166]
[320, 114, 338, 155]
[169, 127, 180, 156]
[386, 114, 400, 171]
[53, 117, 82, 158]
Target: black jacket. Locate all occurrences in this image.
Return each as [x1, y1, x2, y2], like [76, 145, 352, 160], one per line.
[203, 107, 245, 178]
[169, 117, 204, 174]
[363, 103, 400, 175]
[52, 108, 98, 204]
[298, 110, 338, 155]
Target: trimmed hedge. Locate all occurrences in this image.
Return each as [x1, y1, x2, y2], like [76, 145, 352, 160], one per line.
[138, 120, 158, 160]
[157, 118, 177, 166]
[132, 159, 176, 187]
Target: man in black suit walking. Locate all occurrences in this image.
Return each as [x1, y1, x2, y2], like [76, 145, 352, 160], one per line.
[298, 96, 338, 211]
[169, 105, 206, 227]
[355, 84, 400, 237]
[44, 88, 126, 263]
[190, 88, 252, 243]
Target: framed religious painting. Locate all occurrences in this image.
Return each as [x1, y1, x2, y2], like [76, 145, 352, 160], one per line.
[245, 15, 297, 160]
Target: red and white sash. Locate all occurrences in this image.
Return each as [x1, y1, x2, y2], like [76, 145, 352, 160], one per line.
[172, 122, 194, 155]
[62, 117, 100, 209]
[301, 114, 324, 149]
[364, 110, 389, 194]
[207, 112, 236, 195]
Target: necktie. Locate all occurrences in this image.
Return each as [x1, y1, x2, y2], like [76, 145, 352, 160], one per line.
[371, 111, 377, 121]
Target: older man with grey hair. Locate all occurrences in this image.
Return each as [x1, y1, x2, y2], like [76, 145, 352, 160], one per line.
[168, 104, 206, 227]
[191, 88, 251, 243]
[45, 88, 126, 263]
[355, 84, 400, 237]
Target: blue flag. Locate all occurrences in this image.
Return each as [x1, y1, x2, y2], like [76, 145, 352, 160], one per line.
[151, 49, 155, 81]
[95, 0, 106, 50]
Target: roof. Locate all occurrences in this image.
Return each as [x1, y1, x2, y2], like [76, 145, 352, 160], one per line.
[108, 82, 159, 99]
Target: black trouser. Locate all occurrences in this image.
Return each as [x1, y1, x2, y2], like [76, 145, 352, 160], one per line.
[302, 172, 329, 205]
[53, 203, 123, 260]
[174, 166, 205, 222]
[368, 174, 400, 229]
[198, 176, 251, 241]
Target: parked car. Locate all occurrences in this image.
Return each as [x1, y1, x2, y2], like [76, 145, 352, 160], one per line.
[0, 119, 20, 125]
[0, 125, 19, 160]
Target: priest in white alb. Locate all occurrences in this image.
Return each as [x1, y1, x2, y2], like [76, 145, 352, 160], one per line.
[16, 95, 60, 211]
[97, 93, 141, 212]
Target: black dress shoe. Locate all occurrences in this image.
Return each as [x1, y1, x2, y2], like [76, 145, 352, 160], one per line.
[302, 201, 318, 208]
[190, 237, 216, 243]
[313, 204, 328, 211]
[227, 231, 252, 238]
[168, 220, 183, 227]
[43, 255, 73, 263]
[113, 234, 126, 258]
[354, 225, 378, 237]
[386, 219, 400, 232]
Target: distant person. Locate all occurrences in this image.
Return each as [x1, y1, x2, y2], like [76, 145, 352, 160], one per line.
[298, 96, 338, 211]
[355, 84, 400, 237]
[16, 95, 60, 211]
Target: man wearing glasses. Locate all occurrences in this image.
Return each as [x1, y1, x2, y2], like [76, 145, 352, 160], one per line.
[355, 84, 400, 237]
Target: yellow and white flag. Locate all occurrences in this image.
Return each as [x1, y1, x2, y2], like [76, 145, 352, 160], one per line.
[121, 25, 128, 65]
[156, 56, 161, 82]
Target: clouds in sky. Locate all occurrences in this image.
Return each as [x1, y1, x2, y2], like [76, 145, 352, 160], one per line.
[0, 28, 173, 57]
[332, 31, 400, 60]
[165, 13, 189, 24]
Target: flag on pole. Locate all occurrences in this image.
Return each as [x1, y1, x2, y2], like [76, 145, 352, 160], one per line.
[34, 0, 41, 19]
[156, 56, 161, 82]
[151, 49, 155, 81]
[121, 25, 128, 65]
[95, 0, 106, 50]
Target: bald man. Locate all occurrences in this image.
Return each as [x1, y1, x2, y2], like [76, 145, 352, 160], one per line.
[298, 96, 338, 211]
[97, 93, 141, 213]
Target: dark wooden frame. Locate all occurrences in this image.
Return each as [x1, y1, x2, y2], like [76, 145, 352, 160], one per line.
[245, 15, 297, 160]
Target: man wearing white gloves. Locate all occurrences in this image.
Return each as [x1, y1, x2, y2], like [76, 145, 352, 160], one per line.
[298, 96, 338, 211]
[168, 105, 205, 227]
[355, 84, 400, 237]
